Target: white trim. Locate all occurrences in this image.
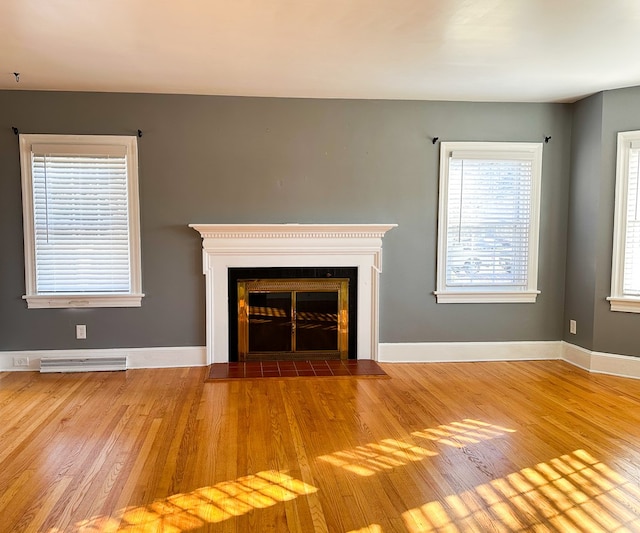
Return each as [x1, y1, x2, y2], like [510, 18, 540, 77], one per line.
[562, 341, 640, 379]
[190, 223, 397, 364]
[560, 342, 592, 371]
[18, 134, 143, 309]
[380, 341, 640, 381]
[3, 342, 639, 381]
[379, 341, 561, 363]
[436, 141, 543, 304]
[610, 130, 640, 311]
[605, 297, 640, 313]
[23, 294, 144, 309]
[610, 130, 634, 304]
[433, 290, 540, 304]
[189, 223, 395, 240]
[590, 350, 640, 378]
[0, 346, 207, 372]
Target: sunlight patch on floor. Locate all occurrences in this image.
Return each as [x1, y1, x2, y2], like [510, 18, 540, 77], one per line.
[71, 470, 317, 532]
[317, 437, 438, 477]
[318, 419, 515, 477]
[402, 449, 640, 532]
[412, 419, 516, 448]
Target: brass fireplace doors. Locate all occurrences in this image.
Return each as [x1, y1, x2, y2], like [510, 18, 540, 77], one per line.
[237, 278, 349, 361]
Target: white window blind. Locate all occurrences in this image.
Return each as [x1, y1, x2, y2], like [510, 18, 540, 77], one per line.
[32, 147, 130, 293]
[19, 135, 143, 308]
[446, 155, 532, 288]
[436, 142, 542, 303]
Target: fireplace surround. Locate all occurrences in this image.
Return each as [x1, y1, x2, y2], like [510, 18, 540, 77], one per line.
[190, 224, 396, 364]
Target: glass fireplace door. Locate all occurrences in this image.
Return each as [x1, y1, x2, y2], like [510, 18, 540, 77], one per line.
[238, 279, 349, 361]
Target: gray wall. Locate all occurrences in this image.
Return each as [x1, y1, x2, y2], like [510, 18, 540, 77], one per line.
[0, 91, 571, 352]
[563, 93, 603, 351]
[563, 86, 640, 357]
[594, 87, 640, 355]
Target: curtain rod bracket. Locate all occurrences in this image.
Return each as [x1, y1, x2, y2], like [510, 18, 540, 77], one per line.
[544, 136, 551, 144]
[11, 126, 18, 136]
[137, 129, 143, 138]
[432, 137, 439, 145]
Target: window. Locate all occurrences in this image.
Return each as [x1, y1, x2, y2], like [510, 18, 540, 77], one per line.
[435, 142, 543, 303]
[19, 134, 143, 308]
[609, 130, 640, 312]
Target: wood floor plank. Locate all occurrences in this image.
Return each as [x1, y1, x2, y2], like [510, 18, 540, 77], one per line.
[2, 360, 640, 532]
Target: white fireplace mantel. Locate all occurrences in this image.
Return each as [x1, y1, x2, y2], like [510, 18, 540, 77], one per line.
[190, 223, 397, 364]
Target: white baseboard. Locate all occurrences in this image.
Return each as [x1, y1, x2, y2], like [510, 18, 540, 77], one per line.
[0, 346, 207, 372]
[379, 340, 640, 381]
[378, 341, 562, 363]
[561, 342, 592, 371]
[3, 342, 639, 381]
[590, 351, 640, 379]
[562, 342, 640, 380]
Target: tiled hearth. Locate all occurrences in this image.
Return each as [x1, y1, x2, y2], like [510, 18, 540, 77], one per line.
[206, 359, 388, 380]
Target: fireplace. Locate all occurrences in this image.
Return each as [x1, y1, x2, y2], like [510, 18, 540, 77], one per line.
[190, 224, 396, 364]
[229, 267, 357, 361]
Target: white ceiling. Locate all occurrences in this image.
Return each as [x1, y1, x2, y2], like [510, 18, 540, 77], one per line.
[2, 0, 640, 103]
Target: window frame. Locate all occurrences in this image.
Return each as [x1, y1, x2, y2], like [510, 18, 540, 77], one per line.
[608, 130, 640, 313]
[435, 141, 543, 304]
[19, 134, 144, 309]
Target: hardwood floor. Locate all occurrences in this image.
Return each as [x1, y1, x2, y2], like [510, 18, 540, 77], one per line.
[1, 360, 640, 532]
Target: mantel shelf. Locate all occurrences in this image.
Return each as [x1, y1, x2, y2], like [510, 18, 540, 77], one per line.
[189, 223, 397, 240]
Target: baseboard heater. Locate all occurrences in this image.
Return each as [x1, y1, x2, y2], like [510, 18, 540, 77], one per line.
[40, 356, 128, 373]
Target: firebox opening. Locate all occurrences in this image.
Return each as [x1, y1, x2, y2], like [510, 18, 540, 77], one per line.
[228, 267, 358, 362]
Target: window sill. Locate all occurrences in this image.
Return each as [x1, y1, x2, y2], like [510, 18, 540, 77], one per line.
[607, 297, 640, 313]
[23, 294, 144, 309]
[434, 290, 540, 304]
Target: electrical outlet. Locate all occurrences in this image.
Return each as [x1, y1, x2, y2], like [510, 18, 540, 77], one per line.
[570, 320, 577, 335]
[13, 356, 29, 367]
[76, 324, 87, 340]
